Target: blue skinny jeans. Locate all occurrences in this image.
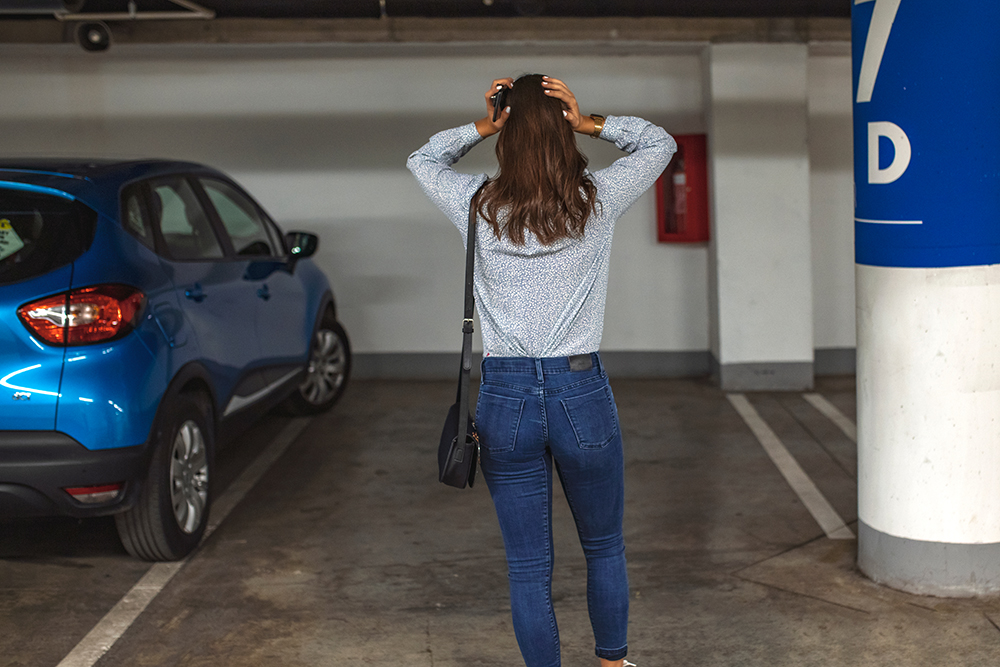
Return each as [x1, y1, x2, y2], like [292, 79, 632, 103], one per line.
[477, 353, 628, 667]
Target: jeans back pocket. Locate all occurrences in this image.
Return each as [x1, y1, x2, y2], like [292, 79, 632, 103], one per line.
[476, 390, 525, 453]
[560, 384, 619, 450]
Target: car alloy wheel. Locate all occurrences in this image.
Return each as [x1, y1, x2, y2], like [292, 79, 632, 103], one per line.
[168, 420, 209, 534]
[300, 325, 347, 406]
[281, 314, 351, 416]
[115, 392, 214, 561]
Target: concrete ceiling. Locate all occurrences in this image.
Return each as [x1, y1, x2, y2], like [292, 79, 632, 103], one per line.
[0, 0, 852, 47]
[8, 0, 852, 19]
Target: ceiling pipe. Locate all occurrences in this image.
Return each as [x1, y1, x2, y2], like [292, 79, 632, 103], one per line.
[0, 0, 83, 13]
[55, 0, 214, 21]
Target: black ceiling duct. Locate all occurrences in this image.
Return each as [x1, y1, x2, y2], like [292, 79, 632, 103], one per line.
[0, 0, 85, 13]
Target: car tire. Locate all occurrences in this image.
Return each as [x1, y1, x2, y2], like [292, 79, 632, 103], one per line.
[115, 392, 213, 561]
[282, 311, 351, 415]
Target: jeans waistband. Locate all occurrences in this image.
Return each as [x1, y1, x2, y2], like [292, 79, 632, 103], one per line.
[482, 352, 603, 376]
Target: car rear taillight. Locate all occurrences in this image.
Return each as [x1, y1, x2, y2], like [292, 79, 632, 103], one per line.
[17, 285, 146, 346]
[64, 483, 123, 504]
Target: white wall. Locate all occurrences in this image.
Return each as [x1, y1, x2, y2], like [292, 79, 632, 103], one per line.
[808, 44, 856, 350]
[0, 42, 855, 362]
[707, 43, 813, 371]
[0, 44, 707, 355]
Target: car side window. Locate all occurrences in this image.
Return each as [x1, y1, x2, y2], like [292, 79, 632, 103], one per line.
[262, 216, 288, 256]
[121, 185, 155, 251]
[200, 178, 276, 258]
[149, 177, 223, 261]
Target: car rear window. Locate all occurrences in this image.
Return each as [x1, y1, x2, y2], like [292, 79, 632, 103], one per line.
[0, 189, 97, 286]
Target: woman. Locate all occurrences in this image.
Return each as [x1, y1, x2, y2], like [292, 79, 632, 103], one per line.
[407, 74, 675, 667]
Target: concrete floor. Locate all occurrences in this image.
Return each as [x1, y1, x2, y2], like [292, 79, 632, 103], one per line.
[3, 377, 1000, 666]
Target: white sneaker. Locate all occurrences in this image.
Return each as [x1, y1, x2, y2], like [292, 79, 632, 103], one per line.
[623, 662, 637, 667]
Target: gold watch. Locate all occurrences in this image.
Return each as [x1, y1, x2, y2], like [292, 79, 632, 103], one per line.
[589, 114, 605, 138]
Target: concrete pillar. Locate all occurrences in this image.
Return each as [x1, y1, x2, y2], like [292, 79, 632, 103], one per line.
[706, 43, 814, 391]
[853, 0, 1000, 595]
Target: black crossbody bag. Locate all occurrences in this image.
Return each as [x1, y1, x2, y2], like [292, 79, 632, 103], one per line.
[437, 187, 484, 489]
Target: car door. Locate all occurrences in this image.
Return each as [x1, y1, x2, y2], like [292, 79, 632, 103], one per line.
[120, 183, 190, 357]
[196, 177, 308, 388]
[143, 175, 263, 408]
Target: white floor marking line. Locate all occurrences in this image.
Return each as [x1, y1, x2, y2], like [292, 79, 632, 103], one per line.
[206, 417, 311, 536]
[802, 393, 857, 443]
[56, 417, 312, 667]
[54, 563, 185, 667]
[727, 394, 855, 540]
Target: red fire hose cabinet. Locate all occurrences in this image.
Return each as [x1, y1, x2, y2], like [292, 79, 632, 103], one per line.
[655, 134, 710, 244]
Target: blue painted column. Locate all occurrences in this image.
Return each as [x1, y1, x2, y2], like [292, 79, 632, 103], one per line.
[853, 0, 1000, 595]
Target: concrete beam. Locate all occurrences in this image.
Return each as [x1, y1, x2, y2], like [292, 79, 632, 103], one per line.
[0, 16, 850, 46]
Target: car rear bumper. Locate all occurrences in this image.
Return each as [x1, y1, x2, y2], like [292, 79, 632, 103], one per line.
[0, 431, 149, 519]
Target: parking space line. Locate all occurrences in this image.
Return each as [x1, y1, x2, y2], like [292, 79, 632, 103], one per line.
[56, 417, 312, 667]
[727, 394, 854, 540]
[803, 393, 857, 443]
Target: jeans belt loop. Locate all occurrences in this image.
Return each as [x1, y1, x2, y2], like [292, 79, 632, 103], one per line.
[535, 358, 544, 383]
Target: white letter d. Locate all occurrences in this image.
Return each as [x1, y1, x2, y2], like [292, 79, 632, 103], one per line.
[868, 121, 911, 184]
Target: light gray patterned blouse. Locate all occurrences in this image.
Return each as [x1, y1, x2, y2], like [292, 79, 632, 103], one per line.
[407, 115, 675, 359]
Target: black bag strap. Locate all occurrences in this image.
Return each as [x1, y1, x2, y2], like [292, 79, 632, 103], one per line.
[456, 183, 485, 443]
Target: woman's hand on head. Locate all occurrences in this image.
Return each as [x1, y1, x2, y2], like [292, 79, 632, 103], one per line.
[475, 77, 514, 137]
[541, 76, 596, 135]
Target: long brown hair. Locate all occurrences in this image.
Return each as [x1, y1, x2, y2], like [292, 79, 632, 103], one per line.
[476, 73, 599, 246]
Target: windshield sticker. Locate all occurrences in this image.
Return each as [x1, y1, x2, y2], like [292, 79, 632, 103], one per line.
[0, 218, 26, 261]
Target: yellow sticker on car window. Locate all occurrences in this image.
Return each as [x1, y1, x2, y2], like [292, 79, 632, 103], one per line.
[0, 218, 26, 261]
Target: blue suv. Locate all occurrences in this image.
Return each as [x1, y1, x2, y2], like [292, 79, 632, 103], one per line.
[0, 160, 350, 560]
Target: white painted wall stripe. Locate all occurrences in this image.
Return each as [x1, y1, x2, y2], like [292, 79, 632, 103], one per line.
[858, 263, 1000, 543]
[56, 417, 312, 667]
[727, 394, 855, 540]
[803, 393, 858, 443]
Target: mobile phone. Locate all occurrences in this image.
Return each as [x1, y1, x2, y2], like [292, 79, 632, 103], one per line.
[490, 86, 509, 122]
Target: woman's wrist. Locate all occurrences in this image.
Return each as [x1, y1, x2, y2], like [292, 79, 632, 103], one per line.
[475, 117, 499, 138]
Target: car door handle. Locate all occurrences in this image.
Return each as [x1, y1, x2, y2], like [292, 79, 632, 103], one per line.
[184, 284, 207, 303]
[257, 284, 271, 301]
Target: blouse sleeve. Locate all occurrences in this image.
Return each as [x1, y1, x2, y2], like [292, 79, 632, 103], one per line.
[589, 115, 677, 221]
[406, 122, 489, 243]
